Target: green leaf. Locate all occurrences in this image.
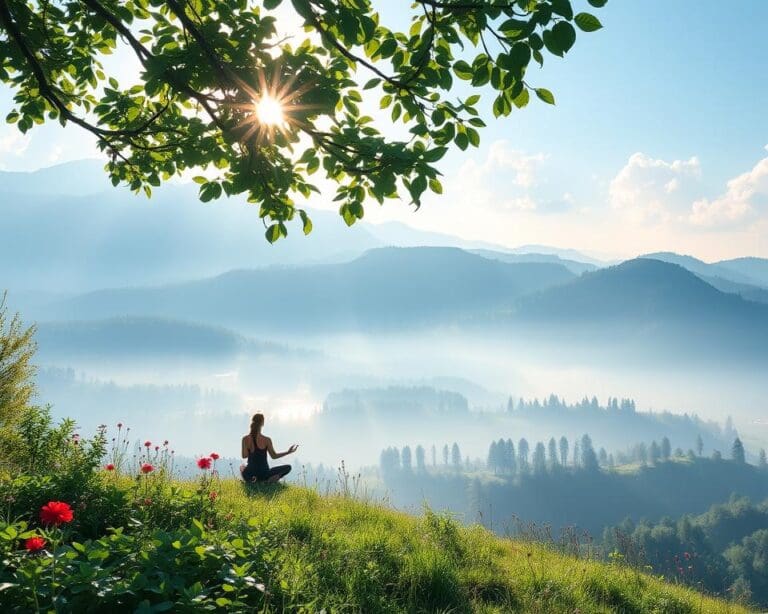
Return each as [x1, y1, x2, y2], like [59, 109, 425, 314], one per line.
[574, 13, 603, 32]
[299, 210, 313, 235]
[535, 88, 555, 105]
[588, 0, 608, 7]
[429, 178, 443, 194]
[265, 224, 281, 243]
[542, 30, 563, 57]
[263, 0, 282, 8]
[512, 88, 530, 109]
[552, 22, 576, 54]
[453, 60, 473, 80]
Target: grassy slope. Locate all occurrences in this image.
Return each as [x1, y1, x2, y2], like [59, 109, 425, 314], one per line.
[212, 480, 745, 613]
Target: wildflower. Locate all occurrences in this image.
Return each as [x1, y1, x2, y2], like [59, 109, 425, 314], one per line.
[143, 498, 152, 506]
[209, 491, 218, 501]
[154, 446, 159, 451]
[210, 452, 220, 461]
[144, 440, 152, 448]
[197, 457, 213, 470]
[683, 552, 691, 560]
[117, 422, 123, 428]
[40, 501, 74, 526]
[163, 440, 169, 446]
[141, 463, 154, 474]
[24, 536, 46, 552]
[105, 463, 115, 471]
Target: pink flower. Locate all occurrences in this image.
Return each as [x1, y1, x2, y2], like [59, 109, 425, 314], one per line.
[140, 463, 154, 474]
[25, 536, 46, 552]
[197, 457, 212, 470]
[105, 463, 115, 471]
[40, 501, 74, 526]
[144, 440, 151, 448]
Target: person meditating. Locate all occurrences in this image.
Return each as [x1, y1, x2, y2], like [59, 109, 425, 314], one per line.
[240, 412, 298, 483]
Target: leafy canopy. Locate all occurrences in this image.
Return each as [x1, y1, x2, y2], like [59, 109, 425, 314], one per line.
[0, 0, 604, 241]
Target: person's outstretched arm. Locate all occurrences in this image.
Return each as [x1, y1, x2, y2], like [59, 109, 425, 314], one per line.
[241, 436, 249, 459]
[266, 437, 298, 460]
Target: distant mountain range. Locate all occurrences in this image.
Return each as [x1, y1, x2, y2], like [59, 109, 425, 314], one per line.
[34, 317, 297, 360]
[41, 247, 576, 331]
[641, 252, 768, 304]
[511, 258, 768, 359]
[0, 160, 602, 293]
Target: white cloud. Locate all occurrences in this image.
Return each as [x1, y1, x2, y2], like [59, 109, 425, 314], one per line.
[609, 152, 701, 223]
[689, 156, 768, 227]
[484, 141, 547, 188]
[0, 127, 31, 163]
[451, 140, 548, 211]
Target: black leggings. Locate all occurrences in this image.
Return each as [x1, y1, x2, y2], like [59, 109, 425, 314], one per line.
[243, 464, 291, 482]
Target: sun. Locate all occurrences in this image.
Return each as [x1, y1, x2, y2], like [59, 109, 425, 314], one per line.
[254, 94, 285, 127]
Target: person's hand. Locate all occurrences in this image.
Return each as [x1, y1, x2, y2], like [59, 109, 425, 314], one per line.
[289, 444, 299, 454]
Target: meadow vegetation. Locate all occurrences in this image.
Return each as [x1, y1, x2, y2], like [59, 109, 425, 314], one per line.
[0, 411, 753, 613]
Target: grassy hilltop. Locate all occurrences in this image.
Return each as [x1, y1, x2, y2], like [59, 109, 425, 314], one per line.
[186, 480, 745, 613]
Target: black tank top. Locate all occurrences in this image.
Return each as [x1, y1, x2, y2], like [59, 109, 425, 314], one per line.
[247, 435, 270, 477]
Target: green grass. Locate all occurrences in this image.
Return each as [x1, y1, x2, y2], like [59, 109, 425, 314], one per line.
[209, 480, 746, 613]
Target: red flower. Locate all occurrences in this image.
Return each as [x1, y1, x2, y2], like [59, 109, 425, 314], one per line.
[117, 422, 123, 428]
[197, 457, 212, 470]
[210, 452, 220, 461]
[144, 440, 151, 448]
[209, 491, 218, 501]
[154, 446, 159, 451]
[25, 536, 46, 552]
[140, 463, 154, 474]
[40, 501, 74, 526]
[105, 463, 115, 471]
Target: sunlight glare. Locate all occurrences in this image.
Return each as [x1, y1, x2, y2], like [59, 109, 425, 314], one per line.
[254, 94, 285, 127]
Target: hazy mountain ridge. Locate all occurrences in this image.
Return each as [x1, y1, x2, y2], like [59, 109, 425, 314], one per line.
[1, 160, 602, 293]
[34, 316, 300, 359]
[514, 258, 768, 322]
[43, 247, 577, 330]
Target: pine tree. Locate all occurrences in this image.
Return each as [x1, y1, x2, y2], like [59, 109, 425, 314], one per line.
[506, 439, 517, 476]
[758, 448, 767, 470]
[559, 436, 569, 467]
[731, 438, 746, 464]
[532, 442, 547, 475]
[518, 438, 530, 473]
[431, 444, 437, 467]
[0, 293, 38, 457]
[649, 441, 661, 465]
[451, 442, 462, 469]
[547, 437, 559, 469]
[401, 445, 412, 471]
[696, 434, 704, 457]
[487, 440, 499, 473]
[661, 437, 671, 461]
[415, 445, 426, 472]
[580, 434, 599, 472]
[442, 444, 449, 466]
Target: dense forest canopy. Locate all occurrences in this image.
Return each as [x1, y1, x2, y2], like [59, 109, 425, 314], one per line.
[0, 0, 603, 239]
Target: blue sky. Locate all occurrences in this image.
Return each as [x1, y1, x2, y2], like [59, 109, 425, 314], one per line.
[1, 0, 767, 260]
